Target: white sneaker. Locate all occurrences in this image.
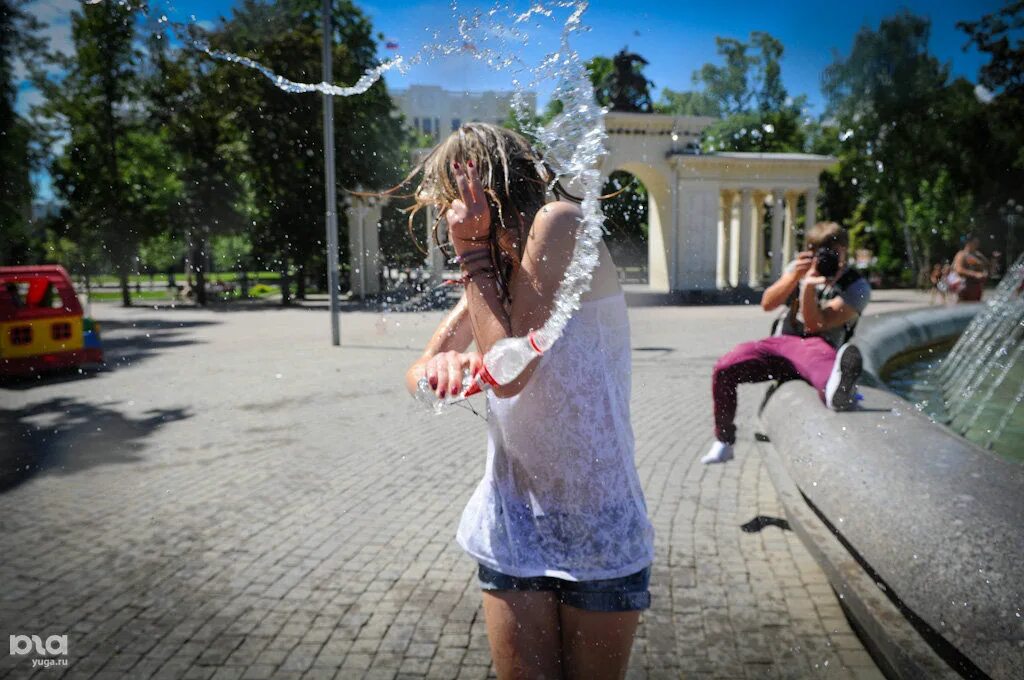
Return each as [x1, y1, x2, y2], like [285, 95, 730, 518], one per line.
[826, 343, 863, 411]
[701, 441, 734, 464]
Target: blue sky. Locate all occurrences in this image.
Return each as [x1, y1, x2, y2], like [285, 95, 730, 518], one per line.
[358, 0, 1002, 112]
[20, 0, 1003, 200]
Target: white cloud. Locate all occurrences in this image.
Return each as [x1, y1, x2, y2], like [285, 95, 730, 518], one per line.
[974, 84, 995, 104]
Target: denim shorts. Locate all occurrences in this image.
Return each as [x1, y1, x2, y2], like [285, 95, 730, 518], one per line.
[477, 564, 651, 612]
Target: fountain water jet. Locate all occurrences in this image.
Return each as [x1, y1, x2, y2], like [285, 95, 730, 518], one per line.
[887, 253, 1024, 459]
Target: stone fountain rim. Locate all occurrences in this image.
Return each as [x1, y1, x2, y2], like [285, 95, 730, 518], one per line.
[757, 303, 1023, 680]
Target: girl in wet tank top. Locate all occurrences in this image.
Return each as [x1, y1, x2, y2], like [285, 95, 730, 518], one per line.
[404, 123, 654, 680]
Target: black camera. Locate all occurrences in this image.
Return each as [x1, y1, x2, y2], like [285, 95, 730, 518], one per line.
[815, 247, 841, 278]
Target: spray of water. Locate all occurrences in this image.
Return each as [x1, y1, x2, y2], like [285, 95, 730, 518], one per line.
[79, 0, 606, 412]
[133, 0, 607, 412]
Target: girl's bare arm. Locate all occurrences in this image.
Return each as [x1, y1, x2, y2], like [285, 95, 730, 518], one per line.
[404, 294, 478, 396]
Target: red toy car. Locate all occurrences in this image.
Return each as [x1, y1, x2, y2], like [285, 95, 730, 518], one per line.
[0, 265, 104, 378]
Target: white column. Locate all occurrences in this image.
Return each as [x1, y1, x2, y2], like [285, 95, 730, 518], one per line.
[645, 172, 674, 293]
[729, 193, 740, 287]
[750, 191, 767, 287]
[675, 178, 720, 290]
[805, 186, 819, 234]
[784, 190, 800, 262]
[737, 188, 753, 288]
[717, 190, 734, 289]
[770, 188, 785, 278]
[366, 204, 382, 296]
[346, 197, 383, 298]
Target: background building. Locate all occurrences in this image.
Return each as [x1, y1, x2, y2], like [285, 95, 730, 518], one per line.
[389, 85, 537, 140]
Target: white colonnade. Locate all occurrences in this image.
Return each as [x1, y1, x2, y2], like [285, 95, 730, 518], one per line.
[346, 113, 835, 297]
[715, 186, 819, 288]
[344, 193, 384, 298]
[665, 149, 834, 292]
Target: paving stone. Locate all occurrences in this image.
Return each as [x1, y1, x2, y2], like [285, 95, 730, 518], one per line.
[0, 298, 933, 679]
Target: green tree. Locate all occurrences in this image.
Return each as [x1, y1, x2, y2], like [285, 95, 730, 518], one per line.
[691, 32, 807, 153]
[138, 231, 184, 281]
[958, 1, 1024, 261]
[654, 89, 720, 117]
[902, 170, 975, 271]
[751, 32, 787, 112]
[38, 1, 180, 305]
[958, 1, 1024, 103]
[209, 0, 406, 303]
[144, 30, 249, 305]
[821, 12, 981, 278]
[695, 37, 753, 115]
[601, 171, 648, 270]
[0, 0, 47, 262]
[700, 104, 806, 153]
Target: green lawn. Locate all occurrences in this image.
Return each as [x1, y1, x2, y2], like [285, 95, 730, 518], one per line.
[87, 271, 281, 286]
[89, 290, 173, 301]
[88, 283, 283, 302]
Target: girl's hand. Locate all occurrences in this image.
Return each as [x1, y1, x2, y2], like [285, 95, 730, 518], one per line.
[424, 350, 483, 399]
[446, 162, 491, 246]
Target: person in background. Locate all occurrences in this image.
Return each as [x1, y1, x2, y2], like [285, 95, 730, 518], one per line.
[703, 222, 871, 464]
[929, 263, 946, 305]
[953, 235, 988, 303]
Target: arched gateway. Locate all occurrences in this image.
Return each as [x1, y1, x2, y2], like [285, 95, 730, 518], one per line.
[600, 112, 836, 293]
[346, 112, 836, 297]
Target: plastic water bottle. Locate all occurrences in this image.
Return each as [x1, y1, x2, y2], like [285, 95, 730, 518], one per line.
[414, 369, 479, 414]
[414, 333, 544, 413]
[481, 334, 544, 385]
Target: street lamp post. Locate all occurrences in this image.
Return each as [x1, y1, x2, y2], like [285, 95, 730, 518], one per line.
[322, 0, 341, 346]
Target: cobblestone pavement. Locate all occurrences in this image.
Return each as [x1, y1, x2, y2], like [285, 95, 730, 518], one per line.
[0, 291, 933, 679]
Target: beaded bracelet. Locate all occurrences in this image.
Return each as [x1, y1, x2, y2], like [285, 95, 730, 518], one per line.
[462, 258, 497, 277]
[454, 248, 492, 265]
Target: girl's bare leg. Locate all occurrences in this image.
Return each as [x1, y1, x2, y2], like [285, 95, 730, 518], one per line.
[481, 590, 562, 679]
[559, 604, 640, 680]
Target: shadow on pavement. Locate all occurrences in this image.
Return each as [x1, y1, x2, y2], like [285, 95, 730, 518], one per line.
[92, 317, 215, 375]
[0, 318, 216, 391]
[0, 397, 190, 492]
[741, 515, 792, 533]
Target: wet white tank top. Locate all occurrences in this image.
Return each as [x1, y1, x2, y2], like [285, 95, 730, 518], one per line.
[456, 292, 655, 581]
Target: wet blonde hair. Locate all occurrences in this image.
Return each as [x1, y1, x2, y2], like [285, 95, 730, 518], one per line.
[380, 123, 578, 303]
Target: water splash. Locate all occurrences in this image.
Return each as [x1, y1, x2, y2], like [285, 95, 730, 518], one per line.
[85, 0, 608, 413]
[888, 253, 1024, 460]
[191, 39, 406, 97]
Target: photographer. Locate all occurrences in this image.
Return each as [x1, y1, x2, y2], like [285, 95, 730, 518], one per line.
[703, 222, 871, 464]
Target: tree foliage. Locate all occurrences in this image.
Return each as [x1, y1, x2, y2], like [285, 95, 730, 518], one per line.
[207, 0, 407, 302]
[37, 1, 180, 305]
[654, 88, 720, 117]
[819, 11, 1019, 280]
[0, 0, 47, 262]
[693, 32, 786, 117]
[601, 170, 648, 268]
[958, 0, 1024, 102]
[690, 32, 806, 153]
